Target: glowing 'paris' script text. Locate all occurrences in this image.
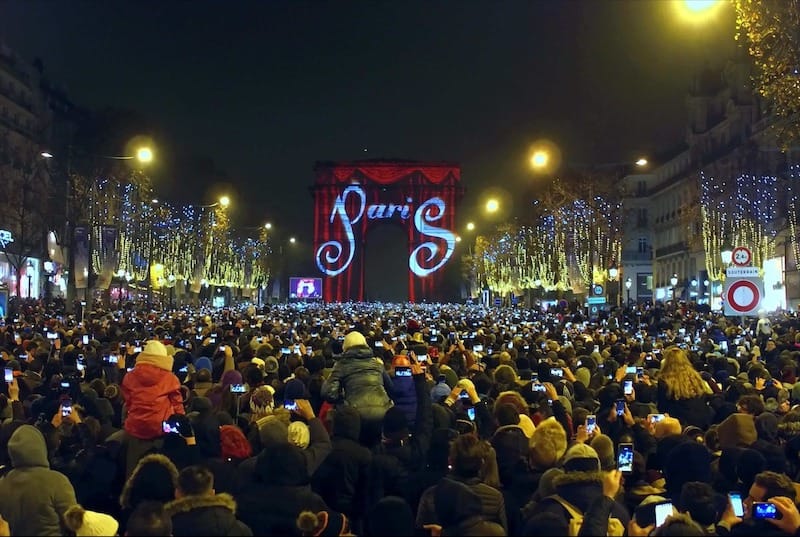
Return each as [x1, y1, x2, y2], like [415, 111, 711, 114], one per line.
[315, 185, 457, 277]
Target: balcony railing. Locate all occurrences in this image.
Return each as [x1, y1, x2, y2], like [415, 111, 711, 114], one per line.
[621, 250, 652, 262]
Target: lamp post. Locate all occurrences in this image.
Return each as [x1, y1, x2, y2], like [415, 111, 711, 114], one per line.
[168, 274, 176, 309]
[670, 273, 678, 302]
[26, 259, 34, 298]
[625, 277, 632, 305]
[608, 263, 619, 307]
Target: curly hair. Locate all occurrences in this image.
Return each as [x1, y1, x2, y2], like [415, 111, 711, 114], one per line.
[659, 346, 708, 400]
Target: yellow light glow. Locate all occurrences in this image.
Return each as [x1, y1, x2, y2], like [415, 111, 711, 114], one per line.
[264, 222, 272, 229]
[636, 158, 648, 167]
[455, 236, 462, 243]
[674, 0, 723, 23]
[684, 0, 718, 12]
[527, 139, 561, 174]
[486, 199, 499, 213]
[531, 150, 549, 169]
[219, 196, 230, 208]
[136, 147, 153, 163]
[289, 237, 296, 244]
[466, 222, 475, 231]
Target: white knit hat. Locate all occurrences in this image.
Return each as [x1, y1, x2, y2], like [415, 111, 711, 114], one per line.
[342, 331, 368, 351]
[64, 506, 119, 537]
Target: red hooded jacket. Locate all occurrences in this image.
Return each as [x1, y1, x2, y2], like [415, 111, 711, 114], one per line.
[122, 353, 185, 440]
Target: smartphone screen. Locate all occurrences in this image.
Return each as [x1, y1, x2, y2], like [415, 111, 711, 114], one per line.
[753, 502, 778, 519]
[467, 407, 476, 421]
[284, 400, 297, 411]
[655, 501, 673, 527]
[617, 443, 634, 473]
[624, 380, 633, 395]
[395, 367, 412, 377]
[4, 368, 13, 383]
[230, 384, 246, 393]
[616, 400, 625, 416]
[729, 492, 744, 518]
[61, 403, 72, 417]
[586, 415, 596, 435]
[473, 344, 483, 353]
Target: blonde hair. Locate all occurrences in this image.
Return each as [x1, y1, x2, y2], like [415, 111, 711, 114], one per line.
[659, 346, 708, 400]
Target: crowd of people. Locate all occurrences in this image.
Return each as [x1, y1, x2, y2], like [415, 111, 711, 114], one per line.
[2, 299, 800, 536]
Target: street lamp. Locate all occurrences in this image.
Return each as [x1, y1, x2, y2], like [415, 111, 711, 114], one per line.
[136, 147, 153, 163]
[670, 273, 679, 301]
[625, 277, 632, 305]
[485, 199, 499, 213]
[635, 158, 648, 167]
[264, 222, 272, 230]
[608, 263, 619, 307]
[219, 195, 230, 208]
[289, 237, 296, 244]
[530, 150, 549, 170]
[26, 259, 34, 298]
[721, 243, 733, 266]
[466, 222, 475, 232]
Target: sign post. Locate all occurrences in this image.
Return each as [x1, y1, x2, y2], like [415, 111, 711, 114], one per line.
[723, 246, 762, 318]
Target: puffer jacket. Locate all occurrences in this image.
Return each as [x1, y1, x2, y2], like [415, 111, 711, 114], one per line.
[390, 373, 417, 429]
[321, 346, 393, 419]
[0, 425, 77, 536]
[165, 492, 252, 536]
[122, 354, 185, 440]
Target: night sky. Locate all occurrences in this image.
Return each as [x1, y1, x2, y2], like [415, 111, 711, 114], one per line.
[1, 0, 736, 292]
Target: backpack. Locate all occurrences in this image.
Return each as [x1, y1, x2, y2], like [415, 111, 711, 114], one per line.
[546, 494, 625, 537]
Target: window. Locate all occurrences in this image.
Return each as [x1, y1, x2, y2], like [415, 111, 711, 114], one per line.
[638, 238, 648, 253]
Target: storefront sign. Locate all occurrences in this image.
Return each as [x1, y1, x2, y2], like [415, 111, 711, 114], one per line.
[0, 230, 13, 249]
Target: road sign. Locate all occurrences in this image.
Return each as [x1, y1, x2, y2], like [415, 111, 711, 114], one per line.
[589, 304, 601, 317]
[731, 246, 752, 267]
[586, 296, 607, 305]
[723, 277, 764, 316]
[592, 284, 604, 296]
[726, 267, 759, 277]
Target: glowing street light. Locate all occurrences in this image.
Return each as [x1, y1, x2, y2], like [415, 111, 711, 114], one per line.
[264, 222, 272, 230]
[289, 237, 296, 244]
[455, 236, 462, 243]
[485, 198, 499, 213]
[530, 150, 549, 170]
[684, 0, 719, 12]
[635, 158, 648, 167]
[41, 151, 53, 159]
[466, 222, 475, 232]
[136, 146, 153, 164]
[675, 0, 724, 22]
[218, 195, 230, 208]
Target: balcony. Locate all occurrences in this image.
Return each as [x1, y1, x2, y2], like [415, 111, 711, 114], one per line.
[622, 250, 652, 262]
[654, 241, 688, 258]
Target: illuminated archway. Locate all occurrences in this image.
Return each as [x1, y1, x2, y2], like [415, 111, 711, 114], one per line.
[311, 160, 463, 302]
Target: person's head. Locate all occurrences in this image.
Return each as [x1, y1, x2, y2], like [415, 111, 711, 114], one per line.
[124, 501, 173, 537]
[746, 470, 796, 516]
[176, 465, 214, 498]
[652, 512, 706, 536]
[120, 454, 179, 510]
[737, 394, 765, 416]
[449, 434, 487, 479]
[366, 496, 415, 537]
[678, 481, 717, 527]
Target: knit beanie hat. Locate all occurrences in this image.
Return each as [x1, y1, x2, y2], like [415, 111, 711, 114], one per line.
[590, 434, 616, 471]
[562, 443, 601, 472]
[537, 467, 564, 498]
[529, 417, 568, 468]
[63, 505, 119, 537]
[288, 421, 311, 449]
[195, 357, 213, 372]
[343, 331, 368, 351]
[220, 425, 252, 460]
[250, 385, 275, 417]
[284, 378, 307, 401]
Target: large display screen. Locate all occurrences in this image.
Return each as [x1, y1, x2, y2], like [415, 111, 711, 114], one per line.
[289, 277, 322, 299]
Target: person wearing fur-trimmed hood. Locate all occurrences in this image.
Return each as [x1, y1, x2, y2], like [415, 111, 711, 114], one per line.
[165, 465, 252, 536]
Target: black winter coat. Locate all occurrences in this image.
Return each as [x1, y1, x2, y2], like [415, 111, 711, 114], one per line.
[237, 483, 327, 536]
[312, 436, 372, 518]
[657, 380, 712, 429]
[321, 346, 393, 420]
[165, 493, 252, 536]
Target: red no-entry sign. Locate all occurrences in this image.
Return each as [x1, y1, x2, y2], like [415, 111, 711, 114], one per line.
[723, 278, 763, 316]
